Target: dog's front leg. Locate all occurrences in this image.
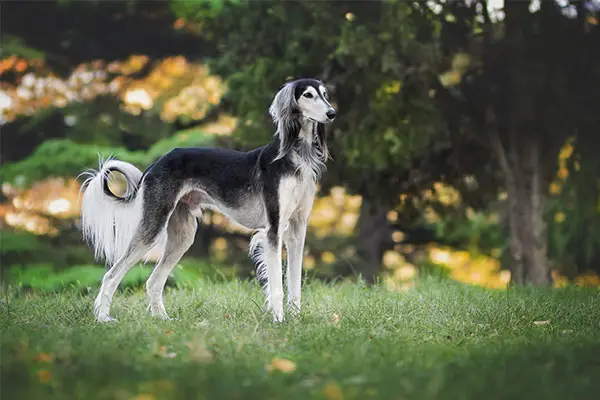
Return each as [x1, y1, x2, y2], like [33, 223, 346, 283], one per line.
[284, 216, 309, 317]
[284, 185, 315, 316]
[264, 226, 285, 323]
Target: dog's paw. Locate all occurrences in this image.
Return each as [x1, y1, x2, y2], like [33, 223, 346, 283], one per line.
[149, 306, 176, 321]
[96, 314, 118, 323]
[155, 315, 178, 321]
[272, 310, 285, 324]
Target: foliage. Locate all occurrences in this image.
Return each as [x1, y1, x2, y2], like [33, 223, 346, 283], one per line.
[1, 128, 215, 187]
[2, 279, 600, 399]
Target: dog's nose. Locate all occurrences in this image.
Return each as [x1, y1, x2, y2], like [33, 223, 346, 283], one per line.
[326, 109, 337, 120]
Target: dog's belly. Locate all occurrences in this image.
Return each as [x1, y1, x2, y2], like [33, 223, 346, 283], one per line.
[214, 201, 266, 230]
[182, 190, 265, 230]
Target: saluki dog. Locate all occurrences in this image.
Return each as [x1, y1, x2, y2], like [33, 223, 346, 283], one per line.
[80, 78, 336, 323]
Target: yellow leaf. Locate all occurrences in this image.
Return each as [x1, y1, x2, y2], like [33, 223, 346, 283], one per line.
[173, 18, 185, 29]
[154, 345, 177, 359]
[451, 52, 471, 72]
[34, 352, 53, 363]
[384, 81, 402, 94]
[37, 369, 52, 384]
[549, 182, 561, 195]
[438, 70, 462, 87]
[554, 212, 566, 223]
[328, 313, 341, 327]
[557, 168, 569, 180]
[321, 251, 336, 264]
[265, 357, 297, 374]
[323, 382, 344, 400]
[386, 210, 398, 222]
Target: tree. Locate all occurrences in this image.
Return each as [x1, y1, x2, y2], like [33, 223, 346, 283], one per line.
[434, 0, 600, 284]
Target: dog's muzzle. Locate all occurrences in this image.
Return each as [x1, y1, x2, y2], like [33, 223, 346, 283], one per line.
[326, 108, 337, 121]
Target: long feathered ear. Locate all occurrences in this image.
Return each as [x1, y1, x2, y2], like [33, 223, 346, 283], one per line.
[269, 82, 301, 161]
[316, 122, 330, 162]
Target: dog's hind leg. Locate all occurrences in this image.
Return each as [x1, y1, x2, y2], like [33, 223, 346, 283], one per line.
[146, 203, 197, 320]
[94, 237, 155, 322]
[94, 194, 177, 322]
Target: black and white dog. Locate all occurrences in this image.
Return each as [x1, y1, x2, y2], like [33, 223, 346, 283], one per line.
[80, 78, 336, 323]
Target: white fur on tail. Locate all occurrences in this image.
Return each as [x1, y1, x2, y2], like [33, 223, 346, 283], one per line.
[80, 158, 144, 266]
[249, 229, 269, 302]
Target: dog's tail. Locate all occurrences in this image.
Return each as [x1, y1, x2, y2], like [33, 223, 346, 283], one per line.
[80, 157, 144, 266]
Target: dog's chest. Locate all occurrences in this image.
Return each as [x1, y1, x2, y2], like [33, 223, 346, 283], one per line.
[278, 176, 314, 221]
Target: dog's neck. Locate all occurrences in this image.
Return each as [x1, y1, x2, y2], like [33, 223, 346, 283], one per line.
[292, 118, 326, 181]
[298, 117, 315, 145]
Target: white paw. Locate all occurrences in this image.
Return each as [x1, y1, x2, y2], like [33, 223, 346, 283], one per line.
[149, 306, 172, 320]
[269, 292, 285, 323]
[272, 310, 285, 323]
[96, 314, 118, 323]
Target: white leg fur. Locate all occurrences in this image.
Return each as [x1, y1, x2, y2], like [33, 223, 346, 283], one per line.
[146, 207, 197, 320]
[264, 234, 285, 322]
[284, 219, 308, 316]
[284, 184, 314, 316]
[94, 243, 151, 322]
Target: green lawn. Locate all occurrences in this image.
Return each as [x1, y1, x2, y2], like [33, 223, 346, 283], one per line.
[2, 278, 600, 400]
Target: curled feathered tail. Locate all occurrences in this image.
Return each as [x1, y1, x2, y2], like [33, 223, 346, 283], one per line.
[80, 157, 144, 266]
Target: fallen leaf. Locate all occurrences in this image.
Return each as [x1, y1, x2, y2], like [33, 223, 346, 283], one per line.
[37, 369, 52, 384]
[323, 382, 344, 400]
[265, 357, 297, 374]
[163, 330, 174, 336]
[154, 345, 177, 359]
[34, 352, 53, 363]
[185, 341, 214, 363]
[329, 313, 340, 326]
[533, 320, 551, 326]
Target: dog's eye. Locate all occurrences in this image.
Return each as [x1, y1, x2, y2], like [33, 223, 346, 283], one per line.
[303, 92, 314, 99]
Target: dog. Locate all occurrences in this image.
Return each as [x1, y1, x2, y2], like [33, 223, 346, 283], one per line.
[80, 78, 336, 323]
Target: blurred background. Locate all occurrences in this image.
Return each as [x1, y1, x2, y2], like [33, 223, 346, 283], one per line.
[1, 0, 600, 293]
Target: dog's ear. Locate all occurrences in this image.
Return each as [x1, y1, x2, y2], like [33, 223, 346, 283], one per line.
[315, 122, 330, 162]
[269, 82, 301, 161]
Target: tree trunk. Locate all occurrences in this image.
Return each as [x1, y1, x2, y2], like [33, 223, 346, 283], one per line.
[487, 106, 551, 286]
[356, 197, 390, 284]
[504, 138, 551, 285]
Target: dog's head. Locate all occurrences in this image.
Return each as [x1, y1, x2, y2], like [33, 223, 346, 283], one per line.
[269, 78, 336, 125]
[269, 79, 335, 162]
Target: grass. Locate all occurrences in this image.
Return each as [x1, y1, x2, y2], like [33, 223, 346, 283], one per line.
[1, 277, 600, 400]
